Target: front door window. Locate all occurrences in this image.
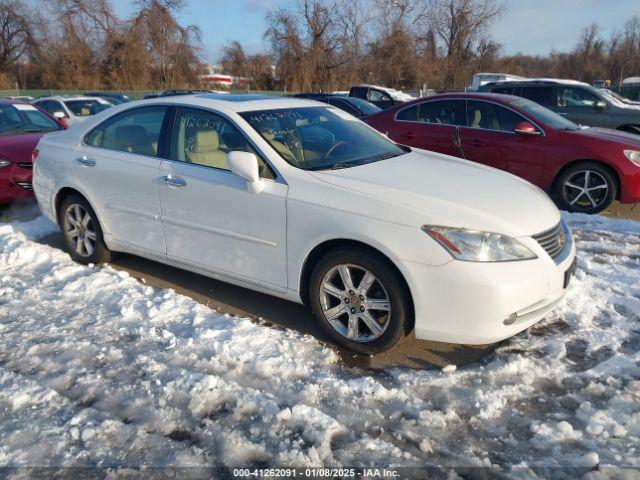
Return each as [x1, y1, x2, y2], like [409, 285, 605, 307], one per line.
[170, 107, 274, 179]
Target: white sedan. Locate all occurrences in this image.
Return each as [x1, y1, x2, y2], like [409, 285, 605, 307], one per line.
[33, 94, 576, 354]
[32, 96, 113, 127]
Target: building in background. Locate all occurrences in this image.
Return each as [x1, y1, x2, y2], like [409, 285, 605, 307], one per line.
[199, 64, 250, 89]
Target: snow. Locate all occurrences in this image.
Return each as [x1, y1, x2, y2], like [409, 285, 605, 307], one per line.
[0, 210, 639, 476]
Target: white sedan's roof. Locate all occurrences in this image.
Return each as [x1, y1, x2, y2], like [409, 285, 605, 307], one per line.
[149, 93, 325, 113]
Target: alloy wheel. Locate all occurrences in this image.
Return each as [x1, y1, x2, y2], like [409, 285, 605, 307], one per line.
[563, 170, 609, 211]
[319, 263, 391, 343]
[64, 204, 96, 257]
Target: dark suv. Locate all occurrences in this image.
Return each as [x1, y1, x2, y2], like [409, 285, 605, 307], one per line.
[480, 79, 640, 134]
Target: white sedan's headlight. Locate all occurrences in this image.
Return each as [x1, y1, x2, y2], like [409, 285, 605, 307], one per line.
[0, 160, 10, 169]
[624, 150, 640, 166]
[422, 226, 537, 262]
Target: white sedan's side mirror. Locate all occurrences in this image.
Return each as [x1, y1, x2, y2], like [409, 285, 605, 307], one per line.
[53, 111, 67, 119]
[227, 151, 265, 194]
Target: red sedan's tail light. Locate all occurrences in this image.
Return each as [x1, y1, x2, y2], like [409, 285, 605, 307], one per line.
[32, 149, 39, 164]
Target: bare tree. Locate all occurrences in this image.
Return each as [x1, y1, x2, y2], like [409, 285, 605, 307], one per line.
[0, 1, 35, 71]
[426, 0, 504, 58]
[424, 0, 504, 88]
[221, 40, 248, 78]
[133, 0, 201, 88]
[265, 0, 343, 91]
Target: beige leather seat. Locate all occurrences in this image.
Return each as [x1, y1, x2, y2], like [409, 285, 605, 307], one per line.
[471, 110, 482, 128]
[186, 130, 228, 169]
[114, 125, 156, 156]
[261, 130, 297, 163]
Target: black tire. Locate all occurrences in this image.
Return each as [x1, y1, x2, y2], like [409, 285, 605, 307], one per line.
[59, 194, 112, 264]
[554, 162, 617, 214]
[309, 247, 411, 355]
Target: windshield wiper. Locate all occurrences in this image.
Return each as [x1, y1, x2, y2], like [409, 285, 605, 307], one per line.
[332, 160, 362, 170]
[332, 152, 403, 170]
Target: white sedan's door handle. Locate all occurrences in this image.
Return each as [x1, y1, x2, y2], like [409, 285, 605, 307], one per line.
[76, 156, 96, 167]
[160, 175, 187, 187]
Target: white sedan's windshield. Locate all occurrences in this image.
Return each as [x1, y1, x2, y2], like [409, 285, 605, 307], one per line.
[240, 107, 406, 170]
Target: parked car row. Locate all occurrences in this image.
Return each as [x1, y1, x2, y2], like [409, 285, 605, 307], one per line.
[32, 96, 113, 127]
[365, 92, 640, 214]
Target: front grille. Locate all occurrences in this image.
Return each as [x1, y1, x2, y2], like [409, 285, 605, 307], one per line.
[16, 182, 33, 191]
[17, 162, 32, 169]
[533, 222, 566, 260]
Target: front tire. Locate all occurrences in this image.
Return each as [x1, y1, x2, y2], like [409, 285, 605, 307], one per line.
[309, 247, 411, 354]
[59, 195, 111, 264]
[554, 162, 617, 214]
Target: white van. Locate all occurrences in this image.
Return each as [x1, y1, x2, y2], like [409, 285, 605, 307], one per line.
[467, 73, 525, 92]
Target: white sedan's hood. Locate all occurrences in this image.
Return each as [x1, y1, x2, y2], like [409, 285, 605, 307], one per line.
[309, 150, 561, 237]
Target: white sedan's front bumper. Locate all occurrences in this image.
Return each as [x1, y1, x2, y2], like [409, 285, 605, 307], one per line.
[404, 227, 577, 345]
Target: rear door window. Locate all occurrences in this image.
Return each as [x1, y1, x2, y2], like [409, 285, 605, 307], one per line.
[397, 104, 419, 121]
[85, 106, 168, 157]
[416, 100, 467, 126]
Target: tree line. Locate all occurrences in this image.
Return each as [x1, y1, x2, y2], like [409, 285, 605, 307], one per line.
[1, 0, 639, 93]
[0, 0, 201, 90]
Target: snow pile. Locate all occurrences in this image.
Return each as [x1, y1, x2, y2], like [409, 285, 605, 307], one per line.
[0, 212, 639, 476]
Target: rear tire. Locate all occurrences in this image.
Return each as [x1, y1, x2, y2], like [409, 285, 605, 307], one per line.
[554, 162, 617, 214]
[309, 247, 411, 355]
[59, 194, 111, 264]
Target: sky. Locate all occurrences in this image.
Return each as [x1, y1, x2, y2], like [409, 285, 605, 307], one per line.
[109, 0, 638, 62]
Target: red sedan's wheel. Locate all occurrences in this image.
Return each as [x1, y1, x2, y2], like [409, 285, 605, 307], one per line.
[555, 162, 617, 214]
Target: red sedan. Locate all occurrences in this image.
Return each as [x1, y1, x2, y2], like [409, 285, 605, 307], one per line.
[364, 93, 640, 214]
[0, 100, 65, 205]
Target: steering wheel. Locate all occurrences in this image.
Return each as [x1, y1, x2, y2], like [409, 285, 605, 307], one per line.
[322, 141, 349, 160]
